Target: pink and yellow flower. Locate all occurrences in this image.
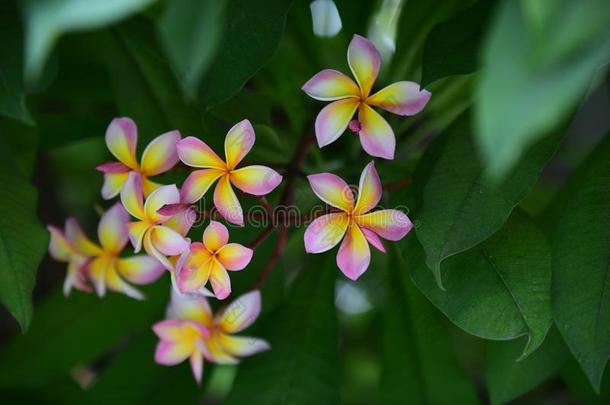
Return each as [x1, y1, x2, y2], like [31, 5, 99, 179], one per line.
[120, 172, 191, 271]
[304, 161, 413, 280]
[153, 289, 269, 384]
[47, 220, 93, 295]
[48, 203, 165, 299]
[176, 221, 253, 299]
[302, 34, 431, 159]
[176, 119, 283, 226]
[96, 117, 181, 199]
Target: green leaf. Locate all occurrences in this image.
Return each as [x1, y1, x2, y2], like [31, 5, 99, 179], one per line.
[20, 0, 157, 83]
[486, 327, 569, 405]
[475, 0, 610, 180]
[157, 0, 226, 99]
[0, 3, 33, 124]
[198, 0, 294, 106]
[408, 211, 552, 358]
[105, 21, 203, 140]
[552, 135, 610, 391]
[380, 247, 478, 404]
[414, 115, 561, 286]
[0, 140, 47, 331]
[225, 256, 340, 404]
[420, 0, 495, 86]
[0, 282, 167, 388]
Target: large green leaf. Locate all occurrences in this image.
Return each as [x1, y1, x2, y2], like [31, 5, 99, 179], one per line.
[105, 21, 203, 140]
[415, 115, 561, 286]
[552, 136, 610, 391]
[408, 211, 552, 358]
[380, 248, 478, 404]
[157, 0, 226, 99]
[0, 140, 47, 331]
[486, 327, 569, 404]
[0, 3, 33, 124]
[225, 256, 340, 404]
[20, 0, 156, 83]
[420, 0, 496, 86]
[0, 282, 167, 388]
[475, 0, 610, 180]
[198, 0, 294, 106]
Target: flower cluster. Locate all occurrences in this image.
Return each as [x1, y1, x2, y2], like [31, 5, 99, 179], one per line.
[47, 34, 428, 384]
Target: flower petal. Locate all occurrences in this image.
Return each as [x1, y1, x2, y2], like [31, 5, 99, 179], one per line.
[190, 353, 204, 384]
[164, 209, 195, 237]
[155, 340, 192, 366]
[213, 175, 244, 226]
[47, 225, 71, 261]
[97, 202, 129, 254]
[167, 288, 213, 326]
[224, 119, 255, 170]
[177, 136, 226, 169]
[105, 117, 139, 170]
[230, 165, 283, 196]
[304, 213, 349, 253]
[142, 176, 162, 196]
[96, 161, 131, 173]
[314, 98, 359, 147]
[144, 184, 181, 223]
[358, 103, 395, 159]
[203, 221, 229, 252]
[367, 81, 431, 116]
[65, 218, 102, 256]
[180, 168, 224, 204]
[140, 130, 181, 176]
[120, 172, 146, 220]
[209, 259, 231, 300]
[101, 172, 130, 200]
[336, 224, 370, 280]
[307, 172, 354, 211]
[353, 161, 382, 215]
[205, 333, 239, 365]
[88, 256, 110, 298]
[153, 319, 184, 341]
[216, 243, 253, 271]
[355, 209, 413, 241]
[216, 290, 261, 333]
[347, 34, 381, 97]
[144, 230, 174, 271]
[219, 334, 270, 357]
[127, 221, 149, 253]
[302, 69, 360, 101]
[116, 255, 165, 284]
[64, 256, 91, 295]
[360, 226, 385, 252]
[106, 265, 144, 300]
[177, 243, 213, 293]
[151, 225, 189, 256]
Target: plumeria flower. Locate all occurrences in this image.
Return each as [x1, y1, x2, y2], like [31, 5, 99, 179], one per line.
[153, 289, 269, 384]
[176, 221, 253, 299]
[176, 119, 283, 226]
[121, 172, 191, 271]
[47, 220, 93, 295]
[48, 203, 165, 300]
[96, 117, 181, 199]
[302, 34, 431, 159]
[304, 161, 413, 280]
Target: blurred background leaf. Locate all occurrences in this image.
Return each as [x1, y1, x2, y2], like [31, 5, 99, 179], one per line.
[475, 0, 610, 181]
